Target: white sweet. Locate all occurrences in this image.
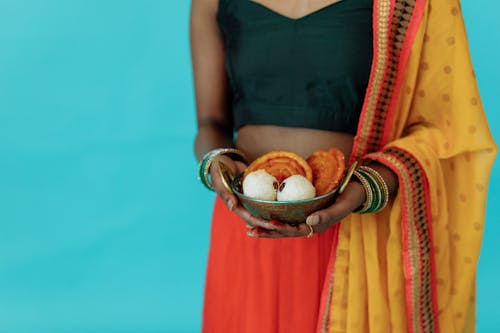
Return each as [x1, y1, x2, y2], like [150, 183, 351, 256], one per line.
[277, 175, 316, 201]
[242, 169, 279, 201]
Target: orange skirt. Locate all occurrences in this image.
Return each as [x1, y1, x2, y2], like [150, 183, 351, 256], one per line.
[202, 197, 337, 333]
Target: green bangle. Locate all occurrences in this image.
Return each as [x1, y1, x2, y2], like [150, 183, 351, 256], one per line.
[197, 148, 247, 191]
[359, 166, 390, 211]
[352, 170, 373, 214]
[357, 168, 383, 213]
[198, 151, 215, 190]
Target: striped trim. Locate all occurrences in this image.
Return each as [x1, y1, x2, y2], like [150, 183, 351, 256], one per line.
[317, 225, 340, 332]
[350, 0, 392, 163]
[350, 0, 425, 162]
[367, 148, 439, 333]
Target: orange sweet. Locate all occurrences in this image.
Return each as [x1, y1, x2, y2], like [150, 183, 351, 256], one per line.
[244, 151, 313, 183]
[306, 148, 345, 196]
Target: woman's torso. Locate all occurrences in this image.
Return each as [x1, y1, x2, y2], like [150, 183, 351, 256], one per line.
[217, 0, 373, 162]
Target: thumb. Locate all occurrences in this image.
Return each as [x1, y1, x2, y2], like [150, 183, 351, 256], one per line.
[306, 198, 352, 227]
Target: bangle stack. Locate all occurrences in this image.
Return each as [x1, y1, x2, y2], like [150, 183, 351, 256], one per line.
[198, 148, 247, 191]
[353, 165, 390, 214]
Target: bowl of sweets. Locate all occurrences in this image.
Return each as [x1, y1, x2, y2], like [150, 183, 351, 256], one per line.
[217, 148, 355, 224]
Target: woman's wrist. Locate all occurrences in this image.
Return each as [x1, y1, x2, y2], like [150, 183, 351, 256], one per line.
[364, 162, 399, 197]
[209, 154, 236, 179]
[344, 180, 367, 210]
[348, 160, 399, 214]
[198, 148, 247, 191]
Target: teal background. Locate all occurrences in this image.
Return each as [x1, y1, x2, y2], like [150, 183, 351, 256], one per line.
[0, 1, 497, 332]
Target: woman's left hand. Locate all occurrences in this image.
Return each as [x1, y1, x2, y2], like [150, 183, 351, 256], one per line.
[247, 181, 366, 238]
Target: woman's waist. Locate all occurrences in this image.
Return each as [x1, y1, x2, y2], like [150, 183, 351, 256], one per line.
[232, 101, 361, 135]
[235, 125, 355, 163]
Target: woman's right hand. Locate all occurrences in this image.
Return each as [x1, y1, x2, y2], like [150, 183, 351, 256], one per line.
[210, 155, 279, 232]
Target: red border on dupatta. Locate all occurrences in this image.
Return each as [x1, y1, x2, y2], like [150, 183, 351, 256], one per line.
[381, 2, 427, 146]
[368, 148, 440, 333]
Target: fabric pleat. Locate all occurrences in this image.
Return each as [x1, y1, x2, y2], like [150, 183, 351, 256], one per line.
[202, 197, 336, 333]
[321, 1, 497, 332]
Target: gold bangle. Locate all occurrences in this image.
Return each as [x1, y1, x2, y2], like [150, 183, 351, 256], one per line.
[338, 160, 358, 194]
[198, 148, 247, 191]
[357, 168, 382, 212]
[352, 170, 373, 214]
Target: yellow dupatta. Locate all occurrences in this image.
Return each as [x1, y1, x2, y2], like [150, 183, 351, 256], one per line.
[318, 0, 497, 332]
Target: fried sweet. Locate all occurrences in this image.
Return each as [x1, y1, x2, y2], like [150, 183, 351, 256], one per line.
[306, 148, 345, 196]
[244, 151, 313, 183]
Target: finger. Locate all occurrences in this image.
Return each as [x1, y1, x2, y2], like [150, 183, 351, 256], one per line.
[266, 220, 309, 237]
[213, 160, 247, 209]
[246, 225, 311, 238]
[233, 206, 278, 231]
[306, 197, 354, 232]
[211, 158, 247, 211]
[234, 161, 248, 173]
[213, 184, 237, 211]
[211, 171, 238, 211]
[246, 227, 288, 238]
[306, 182, 366, 230]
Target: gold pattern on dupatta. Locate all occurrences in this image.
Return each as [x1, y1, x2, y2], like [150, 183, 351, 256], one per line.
[352, 0, 422, 160]
[368, 148, 436, 333]
[350, 0, 391, 162]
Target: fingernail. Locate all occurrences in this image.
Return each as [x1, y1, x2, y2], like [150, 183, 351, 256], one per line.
[267, 221, 279, 231]
[246, 231, 257, 237]
[306, 215, 320, 226]
[246, 224, 253, 229]
[227, 200, 234, 211]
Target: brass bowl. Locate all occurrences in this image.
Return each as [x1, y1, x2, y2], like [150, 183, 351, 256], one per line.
[231, 173, 339, 224]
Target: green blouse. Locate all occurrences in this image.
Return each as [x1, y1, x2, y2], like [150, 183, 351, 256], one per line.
[217, 0, 373, 134]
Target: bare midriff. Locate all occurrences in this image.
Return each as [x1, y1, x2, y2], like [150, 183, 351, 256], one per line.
[235, 125, 355, 164]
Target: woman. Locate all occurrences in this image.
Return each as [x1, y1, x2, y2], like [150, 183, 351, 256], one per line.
[190, 0, 497, 332]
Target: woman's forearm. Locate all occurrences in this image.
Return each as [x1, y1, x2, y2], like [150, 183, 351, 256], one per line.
[366, 162, 399, 198]
[194, 123, 234, 161]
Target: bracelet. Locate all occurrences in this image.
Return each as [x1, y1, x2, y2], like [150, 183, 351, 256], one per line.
[357, 168, 383, 213]
[198, 148, 247, 191]
[352, 165, 390, 214]
[359, 166, 390, 211]
[352, 170, 373, 213]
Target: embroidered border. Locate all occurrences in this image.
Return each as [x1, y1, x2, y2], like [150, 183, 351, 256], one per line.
[350, 0, 392, 163]
[350, 0, 421, 162]
[317, 224, 340, 332]
[367, 147, 439, 333]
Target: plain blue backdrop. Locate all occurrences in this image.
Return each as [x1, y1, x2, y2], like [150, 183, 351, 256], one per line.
[0, 1, 498, 332]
